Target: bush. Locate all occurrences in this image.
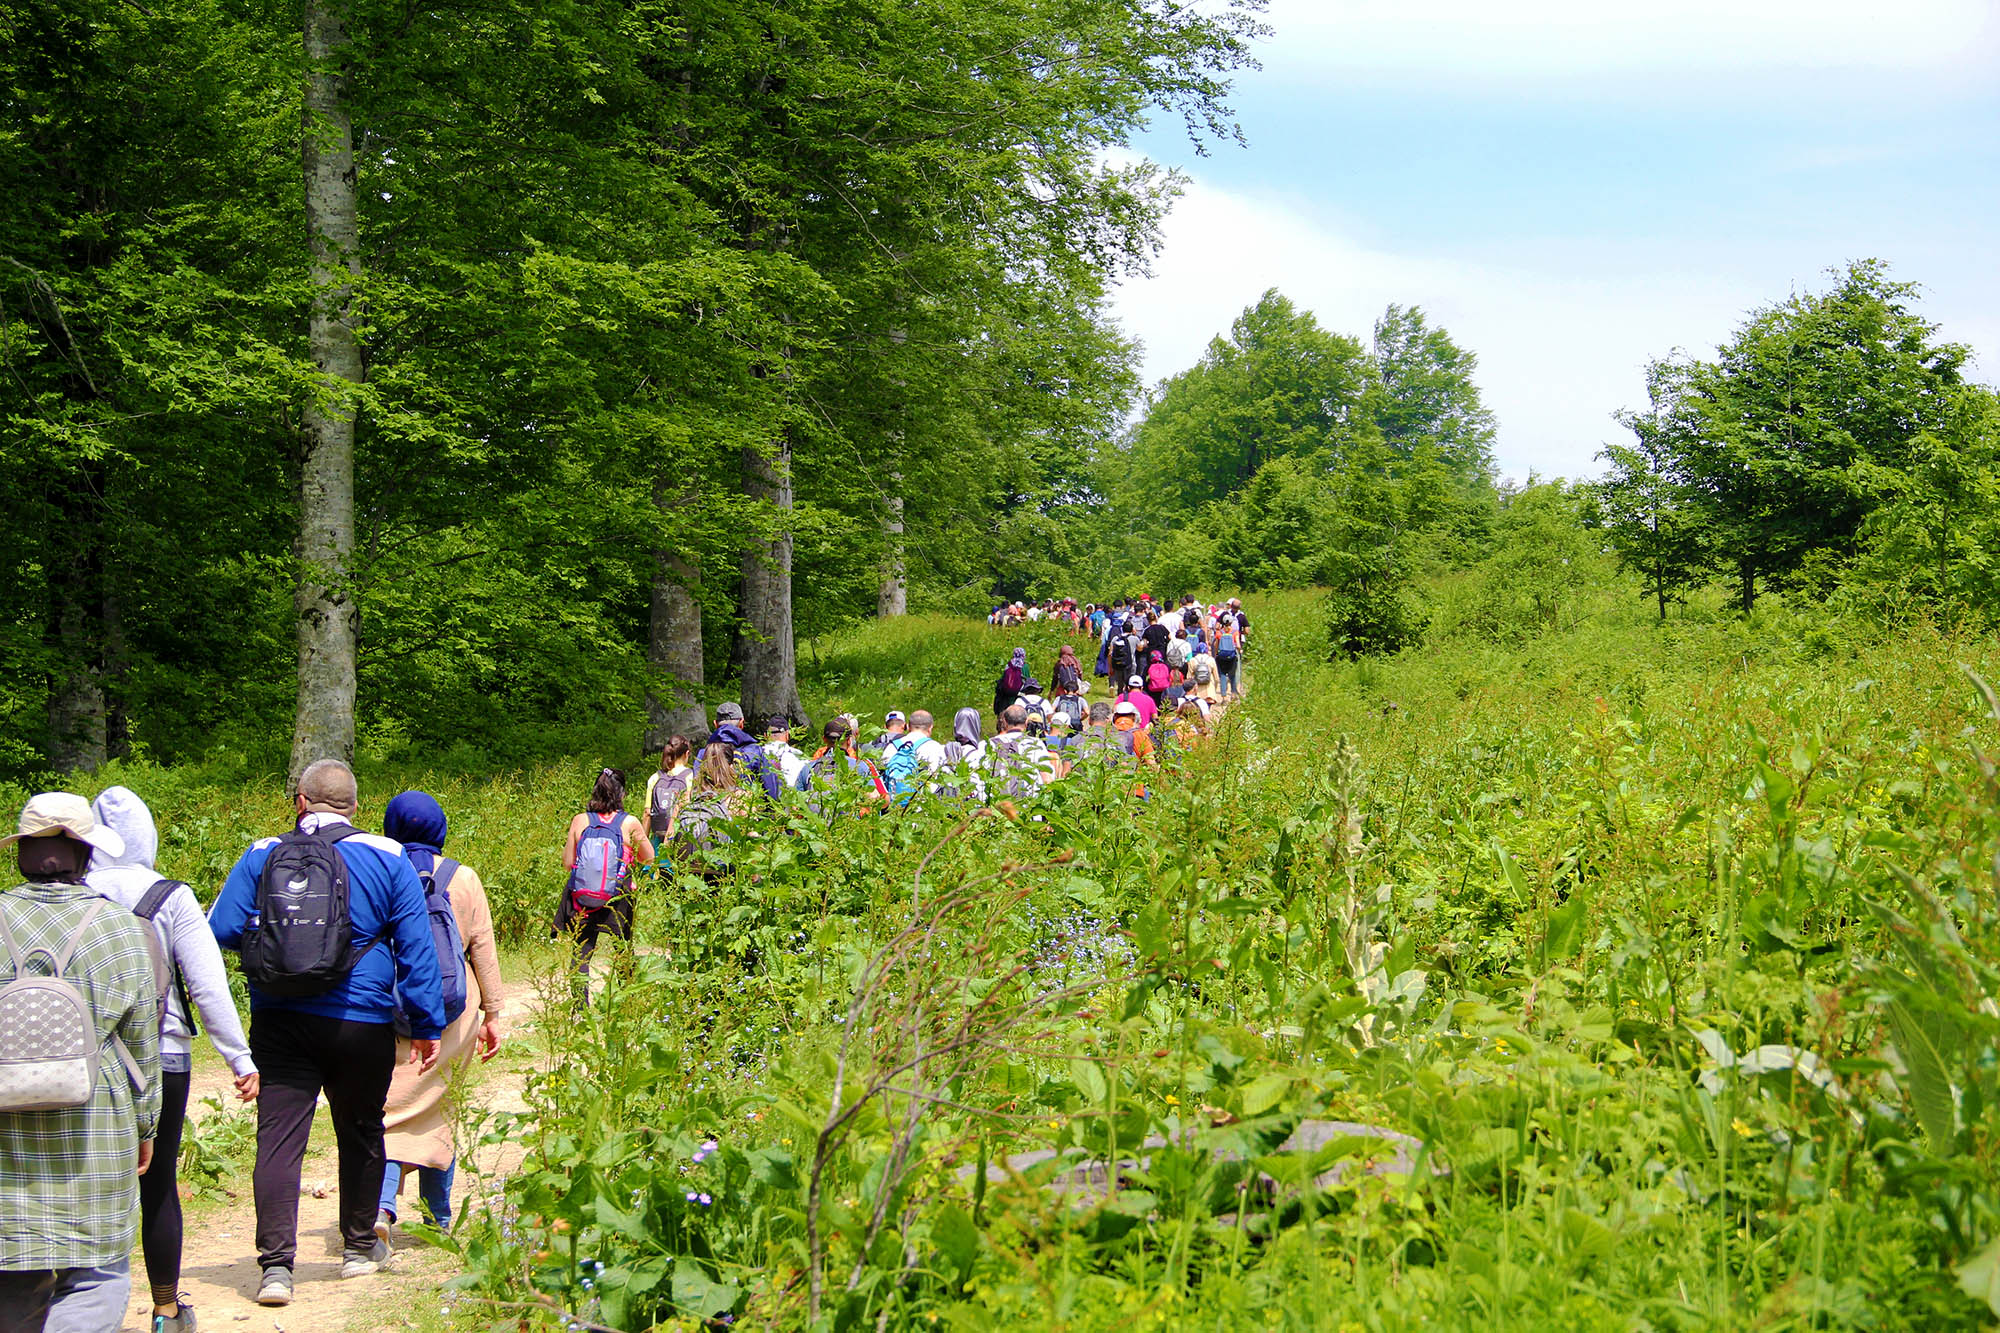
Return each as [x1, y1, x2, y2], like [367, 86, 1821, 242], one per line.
[1326, 580, 1427, 658]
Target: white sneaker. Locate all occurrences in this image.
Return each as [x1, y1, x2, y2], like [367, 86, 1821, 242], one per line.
[255, 1267, 293, 1306]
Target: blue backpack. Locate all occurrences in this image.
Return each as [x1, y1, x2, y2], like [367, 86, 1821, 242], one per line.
[567, 814, 632, 911]
[880, 736, 923, 797]
[398, 854, 468, 1037]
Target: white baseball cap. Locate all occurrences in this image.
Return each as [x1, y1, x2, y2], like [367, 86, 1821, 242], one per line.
[2, 791, 125, 857]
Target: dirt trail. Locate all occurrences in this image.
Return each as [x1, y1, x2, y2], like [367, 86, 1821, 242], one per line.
[120, 984, 543, 1333]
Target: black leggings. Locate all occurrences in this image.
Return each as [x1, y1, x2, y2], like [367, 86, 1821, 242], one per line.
[570, 896, 635, 975]
[140, 1068, 191, 1307]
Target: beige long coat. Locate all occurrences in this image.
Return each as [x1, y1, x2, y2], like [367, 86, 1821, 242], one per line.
[383, 863, 505, 1171]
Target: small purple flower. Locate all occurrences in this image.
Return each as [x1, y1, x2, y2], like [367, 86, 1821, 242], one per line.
[692, 1138, 719, 1165]
[685, 1191, 712, 1206]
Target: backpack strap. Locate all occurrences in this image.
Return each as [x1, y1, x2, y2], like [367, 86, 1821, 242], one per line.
[0, 896, 23, 976]
[135, 880, 199, 1038]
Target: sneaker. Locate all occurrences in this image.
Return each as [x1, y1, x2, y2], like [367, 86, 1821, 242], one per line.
[151, 1300, 197, 1333]
[340, 1236, 391, 1278]
[255, 1267, 293, 1306]
[374, 1208, 394, 1244]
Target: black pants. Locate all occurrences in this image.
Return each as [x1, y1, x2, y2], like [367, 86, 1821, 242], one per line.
[0, 1271, 54, 1333]
[250, 1010, 396, 1269]
[556, 893, 634, 977]
[139, 1068, 191, 1306]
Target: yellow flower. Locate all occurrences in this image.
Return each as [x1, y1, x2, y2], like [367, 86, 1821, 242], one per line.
[1164, 1094, 1179, 1105]
[1731, 1117, 1755, 1138]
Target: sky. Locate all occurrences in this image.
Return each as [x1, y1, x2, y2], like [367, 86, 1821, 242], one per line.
[1109, 0, 2000, 481]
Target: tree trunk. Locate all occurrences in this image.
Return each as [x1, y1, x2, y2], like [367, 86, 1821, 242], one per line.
[1738, 560, 1756, 616]
[290, 0, 364, 788]
[645, 528, 707, 749]
[877, 477, 906, 618]
[102, 577, 130, 760]
[738, 435, 806, 728]
[44, 525, 106, 774]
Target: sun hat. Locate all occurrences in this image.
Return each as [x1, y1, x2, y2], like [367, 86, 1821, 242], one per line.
[3, 791, 125, 858]
[1112, 701, 1140, 718]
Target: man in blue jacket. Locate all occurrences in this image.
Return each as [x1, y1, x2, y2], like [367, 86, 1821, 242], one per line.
[209, 759, 445, 1307]
[702, 701, 784, 800]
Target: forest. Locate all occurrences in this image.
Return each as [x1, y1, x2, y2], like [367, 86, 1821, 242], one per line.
[7, 0, 2000, 1329]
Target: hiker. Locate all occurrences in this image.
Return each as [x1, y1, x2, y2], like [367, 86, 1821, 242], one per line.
[374, 792, 502, 1241]
[933, 708, 984, 800]
[902, 710, 950, 781]
[1120, 675, 1158, 727]
[763, 716, 810, 789]
[1143, 610, 1171, 660]
[995, 647, 1027, 719]
[977, 705, 1059, 797]
[1051, 673, 1087, 733]
[1051, 643, 1083, 697]
[556, 769, 655, 992]
[641, 736, 694, 854]
[1173, 699, 1212, 748]
[1111, 700, 1159, 789]
[208, 760, 444, 1307]
[1162, 666, 1189, 715]
[1187, 644, 1222, 708]
[1215, 600, 1246, 696]
[1145, 649, 1172, 706]
[1, 794, 161, 1333]
[864, 711, 910, 757]
[86, 787, 258, 1333]
[1165, 628, 1191, 672]
[797, 717, 890, 812]
[668, 745, 749, 873]
[701, 702, 783, 800]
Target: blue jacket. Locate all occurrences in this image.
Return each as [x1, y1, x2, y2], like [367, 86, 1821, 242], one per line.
[209, 817, 447, 1040]
[702, 724, 783, 800]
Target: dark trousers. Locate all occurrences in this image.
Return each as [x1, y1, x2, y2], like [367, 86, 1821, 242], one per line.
[250, 1010, 396, 1269]
[0, 1271, 54, 1333]
[139, 1068, 191, 1306]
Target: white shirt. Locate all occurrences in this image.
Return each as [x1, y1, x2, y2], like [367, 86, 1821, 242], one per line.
[911, 734, 949, 775]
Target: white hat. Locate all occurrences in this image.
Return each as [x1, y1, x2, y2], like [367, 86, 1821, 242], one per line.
[3, 792, 125, 858]
[1112, 701, 1140, 718]
[1128, 675, 1144, 688]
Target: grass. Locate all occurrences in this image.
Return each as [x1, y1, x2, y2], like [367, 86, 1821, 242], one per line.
[18, 574, 2000, 1329]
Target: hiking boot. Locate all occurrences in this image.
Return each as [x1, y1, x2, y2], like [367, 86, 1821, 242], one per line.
[341, 1236, 391, 1278]
[254, 1267, 293, 1306]
[151, 1300, 197, 1333]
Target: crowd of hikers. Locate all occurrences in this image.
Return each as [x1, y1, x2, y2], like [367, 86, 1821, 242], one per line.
[0, 766, 500, 1331]
[0, 595, 1246, 1332]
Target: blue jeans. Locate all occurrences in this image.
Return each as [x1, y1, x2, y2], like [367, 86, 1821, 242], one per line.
[42, 1259, 130, 1333]
[379, 1158, 456, 1229]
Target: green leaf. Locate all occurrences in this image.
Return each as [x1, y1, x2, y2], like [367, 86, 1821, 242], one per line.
[931, 1203, 979, 1282]
[1242, 1072, 1290, 1116]
[1955, 1233, 2000, 1317]
[1885, 998, 1957, 1151]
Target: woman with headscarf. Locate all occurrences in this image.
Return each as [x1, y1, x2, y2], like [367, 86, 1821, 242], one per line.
[1051, 643, 1083, 698]
[376, 791, 505, 1239]
[994, 646, 1027, 719]
[930, 707, 984, 800]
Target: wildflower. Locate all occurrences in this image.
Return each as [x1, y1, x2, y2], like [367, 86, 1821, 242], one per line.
[693, 1138, 719, 1164]
[686, 1191, 713, 1206]
[1731, 1118, 1755, 1138]
[1164, 1095, 1179, 1106]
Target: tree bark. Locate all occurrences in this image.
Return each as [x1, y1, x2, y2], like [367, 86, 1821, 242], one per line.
[877, 476, 906, 618]
[645, 522, 707, 748]
[290, 0, 364, 788]
[44, 522, 106, 774]
[1738, 560, 1756, 616]
[738, 435, 806, 728]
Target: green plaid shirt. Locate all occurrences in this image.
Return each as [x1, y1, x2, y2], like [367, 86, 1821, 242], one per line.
[0, 880, 161, 1271]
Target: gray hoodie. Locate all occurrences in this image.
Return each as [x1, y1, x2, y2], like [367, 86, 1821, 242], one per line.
[86, 786, 256, 1077]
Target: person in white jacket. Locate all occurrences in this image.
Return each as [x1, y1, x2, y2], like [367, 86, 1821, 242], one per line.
[87, 786, 259, 1333]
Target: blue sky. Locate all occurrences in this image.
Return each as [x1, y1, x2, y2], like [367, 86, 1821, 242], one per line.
[1110, 0, 2000, 480]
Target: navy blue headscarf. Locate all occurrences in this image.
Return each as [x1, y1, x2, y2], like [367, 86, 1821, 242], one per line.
[384, 789, 448, 877]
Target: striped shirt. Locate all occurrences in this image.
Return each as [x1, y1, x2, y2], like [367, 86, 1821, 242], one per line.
[0, 880, 162, 1271]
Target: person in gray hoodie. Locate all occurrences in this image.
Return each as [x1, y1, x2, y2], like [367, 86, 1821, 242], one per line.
[88, 786, 258, 1333]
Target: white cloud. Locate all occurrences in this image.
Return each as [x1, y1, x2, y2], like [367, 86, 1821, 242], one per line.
[1260, 0, 1998, 83]
[1111, 174, 1761, 482]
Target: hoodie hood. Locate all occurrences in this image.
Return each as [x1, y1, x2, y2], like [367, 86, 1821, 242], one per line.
[953, 707, 983, 747]
[89, 785, 158, 871]
[711, 723, 759, 750]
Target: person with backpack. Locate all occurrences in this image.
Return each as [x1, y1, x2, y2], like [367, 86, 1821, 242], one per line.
[207, 760, 444, 1307]
[1050, 643, 1083, 698]
[555, 769, 655, 995]
[875, 713, 930, 804]
[1145, 650, 1173, 706]
[932, 708, 985, 800]
[1213, 616, 1243, 697]
[701, 703, 783, 801]
[863, 710, 910, 758]
[374, 792, 504, 1242]
[1120, 674, 1158, 728]
[668, 744, 749, 875]
[1187, 644, 1222, 709]
[85, 786, 258, 1333]
[975, 705, 1059, 799]
[994, 647, 1027, 720]
[1, 793, 161, 1333]
[641, 736, 694, 855]
[796, 718, 890, 817]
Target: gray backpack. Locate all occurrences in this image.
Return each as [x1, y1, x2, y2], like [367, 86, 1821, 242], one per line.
[0, 898, 145, 1110]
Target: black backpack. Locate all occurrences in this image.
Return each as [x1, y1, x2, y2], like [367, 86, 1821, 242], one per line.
[240, 825, 378, 998]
